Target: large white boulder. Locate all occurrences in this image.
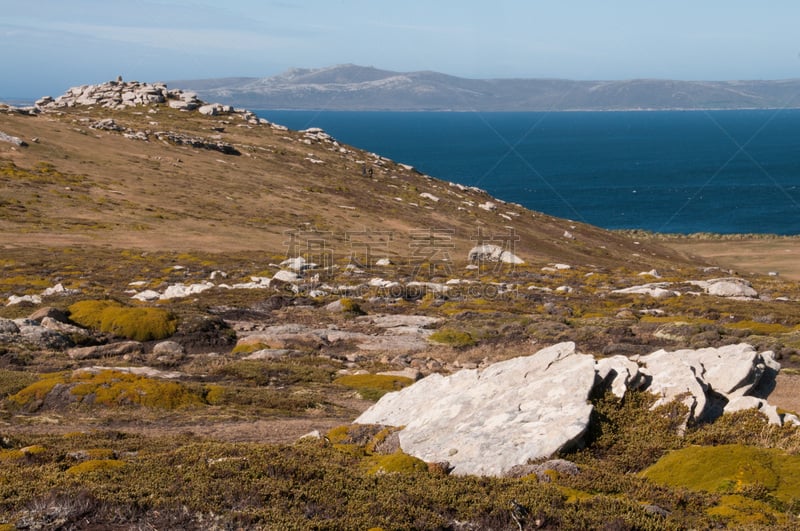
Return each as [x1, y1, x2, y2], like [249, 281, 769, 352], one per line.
[637, 344, 778, 420]
[467, 244, 524, 265]
[689, 278, 758, 298]
[160, 282, 214, 300]
[356, 342, 596, 476]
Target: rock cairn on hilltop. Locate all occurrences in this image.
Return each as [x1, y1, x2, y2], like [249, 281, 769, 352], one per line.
[27, 77, 267, 126]
[5, 78, 295, 155]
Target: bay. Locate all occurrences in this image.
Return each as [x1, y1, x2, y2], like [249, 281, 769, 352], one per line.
[256, 109, 800, 234]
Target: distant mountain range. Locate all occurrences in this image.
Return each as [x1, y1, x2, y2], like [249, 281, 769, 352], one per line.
[170, 64, 800, 111]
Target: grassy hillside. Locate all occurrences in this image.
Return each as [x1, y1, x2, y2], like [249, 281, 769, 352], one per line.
[0, 102, 691, 271]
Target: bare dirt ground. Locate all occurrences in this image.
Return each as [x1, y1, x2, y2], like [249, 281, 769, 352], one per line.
[1, 395, 373, 444]
[662, 239, 800, 280]
[1, 417, 358, 444]
[766, 373, 800, 416]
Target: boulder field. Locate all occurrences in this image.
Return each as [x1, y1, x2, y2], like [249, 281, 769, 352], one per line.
[355, 341, 785, 476]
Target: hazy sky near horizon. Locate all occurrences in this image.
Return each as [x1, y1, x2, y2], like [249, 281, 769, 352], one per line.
[2, 0, 799, 97]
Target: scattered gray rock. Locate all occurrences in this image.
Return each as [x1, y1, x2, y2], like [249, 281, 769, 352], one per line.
[0, 318, 20, 334]
[377, 368, 422, 381]
[67, 341, 144, 360]
[467, 244, 524, 265]
[242, 348, 301, 360]
[149, 340, 186, 365]
[724, 396, 783, 424]
[504, 459, 580, 480]
[272, 270, 300, 284]
[595, 355, 645, 398]
[153, 130, 240, 155]
[28, 307, 70, 324]
[160, 282, 215, 300]
[40, 317, 86, 336]
[689, 278, 758, 298]
[16, 323, 71, 349]
[236, 326, 326, 351]
[76, 366, 183, 379]
[6, 294, 42, 306]
[90, 118, 124, 132]
[0, 130, 27, 147]
[370, 315, 442, 329]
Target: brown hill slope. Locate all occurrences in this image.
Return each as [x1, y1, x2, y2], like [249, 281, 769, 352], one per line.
[0, 83, 692, 272]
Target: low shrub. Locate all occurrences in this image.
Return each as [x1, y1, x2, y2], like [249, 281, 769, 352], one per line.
[575, 391, 686, 473]
[364, 452, 428, 475]
[230, 342, 269, 355]
[428, 328, 476, 348]
[9, 370, 205, 410]
[339, 297, 365, 315]
[66, 459, 126, 476]
[333, 374, 414, 401]
[215, 359, 336, 387]
[6, 373, 65, 406]
[0, 369, 40, 398]
[70, 370, 204, 409]
[725, 320, 793, 335]
[68, 300, 177, 341]
[0, 444, 46, 462]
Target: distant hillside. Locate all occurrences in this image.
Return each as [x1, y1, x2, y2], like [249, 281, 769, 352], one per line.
[0, 79, 690, 271]
[171, 64, 800, 111]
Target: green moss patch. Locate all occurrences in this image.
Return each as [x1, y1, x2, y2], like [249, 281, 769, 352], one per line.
[8, 370, 204, 410]
[725, 320, 795, 335]
[68, 300, 177, 341]
[66, 459, 127, 476]
[642, 444, 800, 504]
[364, 452, 428, 475]
[428, 328, 476, 348]
[333, 374, 414, 401]
[6, 373, 66, 406]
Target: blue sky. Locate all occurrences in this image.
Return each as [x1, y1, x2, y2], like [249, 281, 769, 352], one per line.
[2, 0, 799, 98]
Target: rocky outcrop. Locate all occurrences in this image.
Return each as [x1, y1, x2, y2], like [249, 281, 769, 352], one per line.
[37, 80, 169, 111]
[233, 316, 436, 355]
[612, 282, 678, 298]
[0, 130, 27, 147]
[67, 341, 144, 361]
[33, 78, 268, 125]
[355, 342, 787, 477]
[468, 244, 524, 265]
[689, 278, 758, 298]
[21, 79, 276, 157]
[1, 317, 75, 350]
[152, 131, 240, 155]
[6, 283, 80, 306]
[613, 277, 759, 299]
[637, 344, 779, 420]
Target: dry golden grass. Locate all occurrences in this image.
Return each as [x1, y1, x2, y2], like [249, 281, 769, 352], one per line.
[1, 105, 693, 272]
[661, 237, 800, 280]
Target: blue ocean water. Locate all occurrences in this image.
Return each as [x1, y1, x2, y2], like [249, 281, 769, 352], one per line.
[256, 110, 800, 234]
